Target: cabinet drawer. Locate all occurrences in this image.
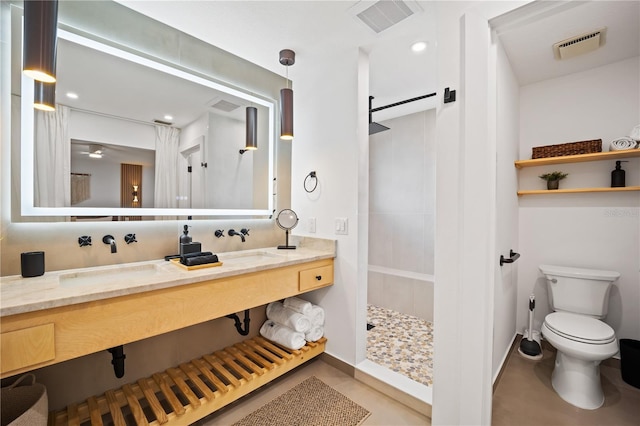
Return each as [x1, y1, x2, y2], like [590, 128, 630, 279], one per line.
[299, 264, 333, 291]
[1, 323, 55, 374]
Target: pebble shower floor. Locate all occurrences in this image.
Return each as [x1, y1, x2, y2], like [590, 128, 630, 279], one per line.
[366, 304, 434, 387]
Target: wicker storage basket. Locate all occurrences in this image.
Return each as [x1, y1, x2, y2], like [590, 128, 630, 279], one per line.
[531, 139, 602, 159]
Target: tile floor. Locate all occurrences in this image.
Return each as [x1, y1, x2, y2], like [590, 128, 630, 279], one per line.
[197, 332, 638, 425]
[196, 358, 430, 425]
[366, 304, 434, 387]
[492, 337, 640, 425]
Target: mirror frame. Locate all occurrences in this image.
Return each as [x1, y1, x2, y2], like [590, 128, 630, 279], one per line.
[20, 28, 275, 218]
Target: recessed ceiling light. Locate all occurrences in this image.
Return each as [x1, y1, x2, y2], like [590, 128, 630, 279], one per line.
[411, 41, 428, 53]
[66, 92, 78, 99]
[164, 115, 173, 121]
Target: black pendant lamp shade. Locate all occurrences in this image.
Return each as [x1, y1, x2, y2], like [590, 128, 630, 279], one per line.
[280, 88, 293, 140]
[245, 106, 258, 150]
[34, 80, 55, 111]
[23, 0, 59, 83]
[279, 49, 295, 140]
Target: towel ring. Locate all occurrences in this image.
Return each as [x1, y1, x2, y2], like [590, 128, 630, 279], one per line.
[304, 171, 318, 193]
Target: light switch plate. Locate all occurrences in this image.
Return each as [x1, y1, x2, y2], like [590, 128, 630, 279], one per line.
[335, 217, 348, 235]
[308, 217, 316, 233]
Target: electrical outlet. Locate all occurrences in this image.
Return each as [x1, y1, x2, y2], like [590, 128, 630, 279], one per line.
[335, 217, 348, 235]
[308, 217, 316, 233]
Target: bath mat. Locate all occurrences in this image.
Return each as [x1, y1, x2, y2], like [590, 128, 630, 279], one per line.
[232, 376, 371, 426]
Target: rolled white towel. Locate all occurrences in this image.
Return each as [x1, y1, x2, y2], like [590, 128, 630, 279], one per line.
[260, 320, 306, 350]
[630, 124, 640, 142]
[309, 304, 325, 326]
[305, 325, 324, 342]
[283, 297, 313, 316]
[266, 302, 312, 332]
[610, 137, 638, 151]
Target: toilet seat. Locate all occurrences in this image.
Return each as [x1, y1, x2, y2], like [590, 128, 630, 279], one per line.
[544, 312, 615, 344]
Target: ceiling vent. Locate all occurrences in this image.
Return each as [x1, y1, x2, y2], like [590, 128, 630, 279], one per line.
[211, 99, 241, 112]
[553, 28, 606, 60]
[350, 1, 422, 34]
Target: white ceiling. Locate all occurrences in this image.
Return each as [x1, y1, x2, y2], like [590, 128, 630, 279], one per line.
[64, 1, 638, 129]
[494, 1, 640, 85]
[115, 0, 438, 122]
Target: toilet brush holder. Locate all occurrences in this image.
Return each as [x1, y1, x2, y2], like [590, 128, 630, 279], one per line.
[519, 295, 543, 360]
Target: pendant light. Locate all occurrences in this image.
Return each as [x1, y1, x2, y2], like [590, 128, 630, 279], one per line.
[279, 49, 295, 140]
[23, 0, 59, 83]
[33, 81, 55, 111]
[240, 106, 258, 154]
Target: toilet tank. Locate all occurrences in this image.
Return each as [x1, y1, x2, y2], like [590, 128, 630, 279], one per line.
[539, 264, 620, 318]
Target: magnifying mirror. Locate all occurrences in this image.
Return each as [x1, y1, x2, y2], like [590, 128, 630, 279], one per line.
[276, 209, 299, 249]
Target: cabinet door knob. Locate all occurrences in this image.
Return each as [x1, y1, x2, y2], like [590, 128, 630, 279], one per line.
[316, 275, 322, 281]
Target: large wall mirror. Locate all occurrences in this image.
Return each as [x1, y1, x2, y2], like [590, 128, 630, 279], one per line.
[15, 6, 277, 219]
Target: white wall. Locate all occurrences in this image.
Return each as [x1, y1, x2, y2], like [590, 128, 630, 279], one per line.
[517, 57, 640, 343]
[492, 37, 520, 380]
[367, 109, 436, 322]
[290, 45, 364, 366]
[207, 113, 253, 209]
[69, 110, 155, 150]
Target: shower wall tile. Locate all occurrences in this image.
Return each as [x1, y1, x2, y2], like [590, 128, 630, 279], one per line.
[392, 213, 426, 274]
[369, 131, 394, 214]
[414, 280, 435, 322]
[368, 213, 394, 268]
[368, 110, 436, 315]
[423, 213, 435, 275]
[367, 271, 384, 308]
[382, 274, 415, 315]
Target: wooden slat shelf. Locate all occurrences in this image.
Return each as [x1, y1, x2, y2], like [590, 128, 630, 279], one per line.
[49, 337, 327, 426]
[515, 149, 640, 169]
[518, 186, 640, 196]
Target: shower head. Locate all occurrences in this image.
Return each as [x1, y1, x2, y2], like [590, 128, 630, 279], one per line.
[369, 122, 390, 135]
[368, 96, 391, 135]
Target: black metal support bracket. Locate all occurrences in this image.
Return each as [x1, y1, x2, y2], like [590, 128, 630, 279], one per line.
[444, 87, 456, 103]
[226, 310, 251, 336]
[107, 345, 126, 378]
[500, 249, 521, 266]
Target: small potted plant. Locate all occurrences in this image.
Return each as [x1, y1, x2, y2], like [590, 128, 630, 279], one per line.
[539, 171, 568, 190]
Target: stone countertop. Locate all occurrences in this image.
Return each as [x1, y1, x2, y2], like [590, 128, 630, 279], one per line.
[0, 237, 335, 317]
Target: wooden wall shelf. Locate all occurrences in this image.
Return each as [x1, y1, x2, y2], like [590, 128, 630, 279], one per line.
[518, 186, 640, 196]
[515, 149, 640, 169]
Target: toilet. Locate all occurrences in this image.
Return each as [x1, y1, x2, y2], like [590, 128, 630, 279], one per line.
[539, 264, 620, 410]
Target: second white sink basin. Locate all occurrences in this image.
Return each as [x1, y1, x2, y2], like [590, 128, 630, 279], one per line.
[219, 251, 285, 265]
[59, 263, 163, 287]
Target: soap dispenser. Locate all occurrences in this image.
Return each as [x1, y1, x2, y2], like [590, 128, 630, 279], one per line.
[611, 161, 628, 187]
[180, 225, 192, 244]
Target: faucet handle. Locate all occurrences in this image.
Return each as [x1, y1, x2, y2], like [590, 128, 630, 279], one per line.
[78, 236, 92, 247]
[124, 233, 137, 244]
[240, 228, 250, 236]
[215, 229, 225, 238]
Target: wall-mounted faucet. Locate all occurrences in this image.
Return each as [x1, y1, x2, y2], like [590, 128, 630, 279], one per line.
[78, 236, 92, 247]
[241, 228, 250, 238]
[124, 234, 137, 244]
[228, 229, 245, 242]
[102, 235, 117, 253]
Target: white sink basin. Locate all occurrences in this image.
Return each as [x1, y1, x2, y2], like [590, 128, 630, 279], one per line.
[59, 263, 163, 287]
[220, 251, 285, 265]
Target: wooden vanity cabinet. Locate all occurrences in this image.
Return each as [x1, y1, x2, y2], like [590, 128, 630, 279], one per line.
[0, 258, 334, 378]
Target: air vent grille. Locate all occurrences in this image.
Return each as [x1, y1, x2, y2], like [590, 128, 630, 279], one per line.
[211, 99, 241, 112]
[356, 1, 415, 34]
[153, 119, 172, 126]
[553, 28, 606, 60]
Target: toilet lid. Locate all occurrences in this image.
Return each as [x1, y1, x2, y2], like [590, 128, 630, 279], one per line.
[544, 312, 615, 344]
